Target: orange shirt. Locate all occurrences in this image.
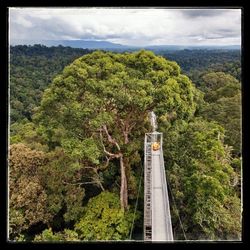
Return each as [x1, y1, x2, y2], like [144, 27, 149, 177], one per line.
[152, 142, 160, 151]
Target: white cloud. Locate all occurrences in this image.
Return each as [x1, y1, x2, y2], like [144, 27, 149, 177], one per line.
[9, 7, 241, 46]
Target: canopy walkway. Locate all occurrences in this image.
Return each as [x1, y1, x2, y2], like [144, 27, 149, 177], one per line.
[143, 132, 174, 242]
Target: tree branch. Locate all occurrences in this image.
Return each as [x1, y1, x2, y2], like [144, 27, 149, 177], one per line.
[81, 165, 105, 191]
[62, 180, 102, 186]
[99, 128, 121, 158]
[102, 125, 121, 151]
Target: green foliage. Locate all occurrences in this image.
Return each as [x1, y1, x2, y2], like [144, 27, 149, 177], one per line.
[161, 118, 241, 240]
[39, 148, 86, 223]
[9, 144, 87, 240]
[34, 49, 199, 210]
[161, 49, 241, 81]
[199, 71, 240, 94]
[13, 234, 26, 242]
[61, 137, 101, 164]
[10, 45, 92, 123]
[9, 45, 241, 241]
[75, 192, 136, 240]
[198, 72, 241, 155]
[10, 45, 241, 124]
[35, 50, 198, 147]
[9, 144, 52, 238]
[10, 119, 48, 151]
[34, 228, 80, 242]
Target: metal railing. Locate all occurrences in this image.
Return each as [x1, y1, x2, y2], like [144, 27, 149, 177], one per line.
[159, 137, 174, 241]
[144, 134, 153, 240]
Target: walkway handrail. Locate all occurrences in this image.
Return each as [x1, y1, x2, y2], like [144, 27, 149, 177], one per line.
[159, 140, 174, 240]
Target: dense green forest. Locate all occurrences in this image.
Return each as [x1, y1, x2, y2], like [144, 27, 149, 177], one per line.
[10, 45, 92, 123]
[9, 45, 242, 241]
[161, 49, 241, 82]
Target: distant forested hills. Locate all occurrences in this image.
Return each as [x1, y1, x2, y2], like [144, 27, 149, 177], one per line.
[11, 39, 240, 51]
[161, 49, 241, 82]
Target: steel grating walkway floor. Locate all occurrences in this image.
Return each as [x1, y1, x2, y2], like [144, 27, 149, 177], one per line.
[152, 150, 173, 241]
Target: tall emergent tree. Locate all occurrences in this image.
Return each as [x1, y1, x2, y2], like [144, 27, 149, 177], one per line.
[34, 50, 199, 209]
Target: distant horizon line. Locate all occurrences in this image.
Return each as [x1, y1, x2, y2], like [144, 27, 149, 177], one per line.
[10, 39, 241, 48]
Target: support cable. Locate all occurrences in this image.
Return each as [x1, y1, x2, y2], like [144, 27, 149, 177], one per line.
[129, 164, 143, 240]
[166, 174, 187, 240]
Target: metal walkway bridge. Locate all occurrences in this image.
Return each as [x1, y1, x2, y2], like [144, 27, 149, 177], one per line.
[144, 132, 174, 242]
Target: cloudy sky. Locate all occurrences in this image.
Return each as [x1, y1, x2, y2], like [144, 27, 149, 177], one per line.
[9, 8, 241, 46]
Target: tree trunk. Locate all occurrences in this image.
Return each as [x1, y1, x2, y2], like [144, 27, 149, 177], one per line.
[120, 155, 128, 210]
[100, 125, 129, 210]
